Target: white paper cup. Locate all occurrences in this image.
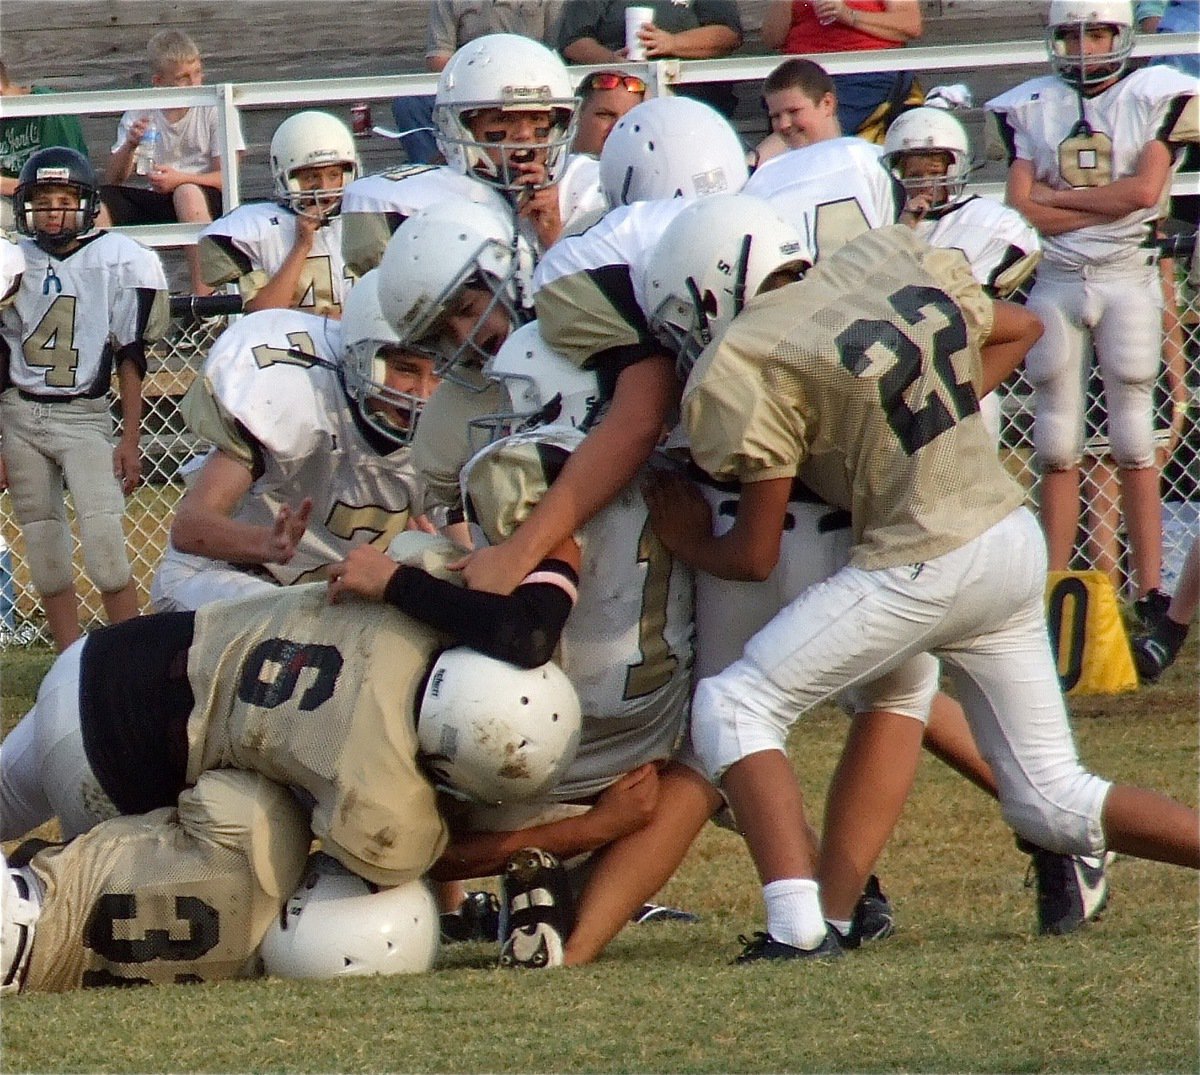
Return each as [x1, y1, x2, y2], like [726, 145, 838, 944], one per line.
[625, 6, 654, 60]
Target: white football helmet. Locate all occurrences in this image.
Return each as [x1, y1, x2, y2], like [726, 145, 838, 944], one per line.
[418, 646, 582, 805]
[433, 34, 578, 192]
[882, 106, 972, 207]
[470, 320, 603, 446]
[260, 855, 439, 980]
[376, 199, 529, 384]
[644, 193, 812, 378]
[600, 96, 749, 207]
[1, 854, 40, 996]
[270, 111, 360, 220]
[1046, 0, 1134, 87]
[340, 270, 433, 445]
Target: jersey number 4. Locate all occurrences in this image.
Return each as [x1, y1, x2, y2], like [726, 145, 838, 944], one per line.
[23, 295, 80, 388]
[835, 283, 977, 455]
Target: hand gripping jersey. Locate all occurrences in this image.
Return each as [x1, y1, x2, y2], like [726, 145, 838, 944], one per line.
[743, 137, 903, 261]
[911, 195, 1042, 299]
[178, 308, 420, 585]
[0, 232, 168, 397]
[340, 164, 506, 278]
[184, 583, 448, 885]
[18, 770, 309, 993]
[988, 66, 1198, 269]
[461, 425, 694, 799]
[199, 202, 350, 315]
[684, 225, 1025, 570]
[532, 198, 692, 375]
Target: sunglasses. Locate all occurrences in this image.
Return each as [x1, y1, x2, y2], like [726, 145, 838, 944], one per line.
[580, 72, 647, 95]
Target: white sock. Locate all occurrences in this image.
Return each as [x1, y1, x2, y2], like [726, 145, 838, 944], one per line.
[763, 878, 826, 950]
[826, 918, 853, 939]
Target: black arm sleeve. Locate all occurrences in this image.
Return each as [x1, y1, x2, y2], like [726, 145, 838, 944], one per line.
[383, 559, 577, 668]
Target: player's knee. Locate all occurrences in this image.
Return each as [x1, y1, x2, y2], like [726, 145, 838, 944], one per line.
[690, 666, 787, 782]
[77, 516, 133, 593]
[21, 519, 75, 596]
[998, 771, 1109, 857]
[1032, 424, 1082, 471]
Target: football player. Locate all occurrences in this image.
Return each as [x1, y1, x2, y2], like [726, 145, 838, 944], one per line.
[0, 146, 169, 651]
[149, 268, 437, 613]
[198, 111, 359, 316]
[987, 0, 1198, 623]
[327, 328, 710, 967]
[642, 193, 1200, 961]
[341, 33, 603, 279]
[0, 574, 583, 891]
[1, 775, 443, 993]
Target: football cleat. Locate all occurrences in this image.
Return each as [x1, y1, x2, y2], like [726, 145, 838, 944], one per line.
[439, 890, 502, 944]
[498, 848, 575, 969]
[1132, 588, 1171, 634]
[1131, 621, 1188, 685]
[733, 930, 843, 964]
[630, 903, 700, 925]
[1018, 837, 1110, 935]
[833, 874, 896, 950]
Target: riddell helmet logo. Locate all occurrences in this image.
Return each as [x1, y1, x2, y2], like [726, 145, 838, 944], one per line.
[429, 668, 445, 697]
[35, 167, 72, 183]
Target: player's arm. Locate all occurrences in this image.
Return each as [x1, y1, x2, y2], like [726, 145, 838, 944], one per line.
[430, 764, 660, 882]
[1004, 159, 1110, 236]
[980, 298, 1043, 395]
[242, 219, 320, 314]
[644, 471, 793, 582]
[1028, 139, 1173, 218]
[328, 538, 581, 668]
[169, 449, 313, 566]
[452, 354, 680, 594]
[112, 344, 146, 495]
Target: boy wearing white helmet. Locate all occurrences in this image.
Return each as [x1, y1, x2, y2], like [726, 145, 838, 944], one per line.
[987, 0, 1198, 626]
[150, 269, 439, 613]
[199, 111, 359, 316]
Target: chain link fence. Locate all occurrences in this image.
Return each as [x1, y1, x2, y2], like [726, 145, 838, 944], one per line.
[2, 234, 1198, 649]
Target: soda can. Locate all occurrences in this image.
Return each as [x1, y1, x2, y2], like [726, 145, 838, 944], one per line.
[351, 102, 373, 138]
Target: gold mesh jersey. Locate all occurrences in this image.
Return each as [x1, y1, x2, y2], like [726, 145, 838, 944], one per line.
[684, 226, 1025, 570]
[184, 584, 448, 886]
[22, 771, 309, 993]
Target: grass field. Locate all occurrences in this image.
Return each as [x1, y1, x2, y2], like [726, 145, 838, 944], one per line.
[1, 641, 1196, 1073]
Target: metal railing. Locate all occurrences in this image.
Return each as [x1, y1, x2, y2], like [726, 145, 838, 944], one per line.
[1, 33, 1197, 645]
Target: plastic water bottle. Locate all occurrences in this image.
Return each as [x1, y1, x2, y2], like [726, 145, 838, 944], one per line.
[135, 116, 161, 176]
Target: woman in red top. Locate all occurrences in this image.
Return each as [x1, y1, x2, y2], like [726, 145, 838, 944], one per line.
[761, 0, 923, 140]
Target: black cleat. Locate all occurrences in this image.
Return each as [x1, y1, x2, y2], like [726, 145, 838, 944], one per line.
[439, 890, 501, 944]
[630, 903, 700, 925]
[733, 930, 843, 963]
[1132, 588, 1171, 633]
[1131, 619, 1188, 684]
[498, 848, 576, 969]
[1018, 837, 1110, 935]
[833, 874, 896, 950]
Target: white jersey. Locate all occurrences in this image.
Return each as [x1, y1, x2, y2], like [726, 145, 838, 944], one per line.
[913, 194, 1042, 298]
[198, 202, 350, 315]
[744, 137, 903, 261]
[987, 66, 1198, 269]
[548, 152, 609, 237]
[0, 232, 169, 397]
[112, 105, 245, 173]
[178, 308, 420, 585]
[532, 198, 692, 371]
[462, 424, 693, 799]
[340, 164, 512, 278]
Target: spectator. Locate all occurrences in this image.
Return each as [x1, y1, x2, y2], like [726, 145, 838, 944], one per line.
[558, 1, 743, 118]
[0, 60, 103, 232]
[753, 57, 844, 165]
[760, 0, 924, 142]
[573, 70, 647, 156]
[392, 1, 565, 166]
[0, 147, 169, 651]
[100, 30, 245, 295]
